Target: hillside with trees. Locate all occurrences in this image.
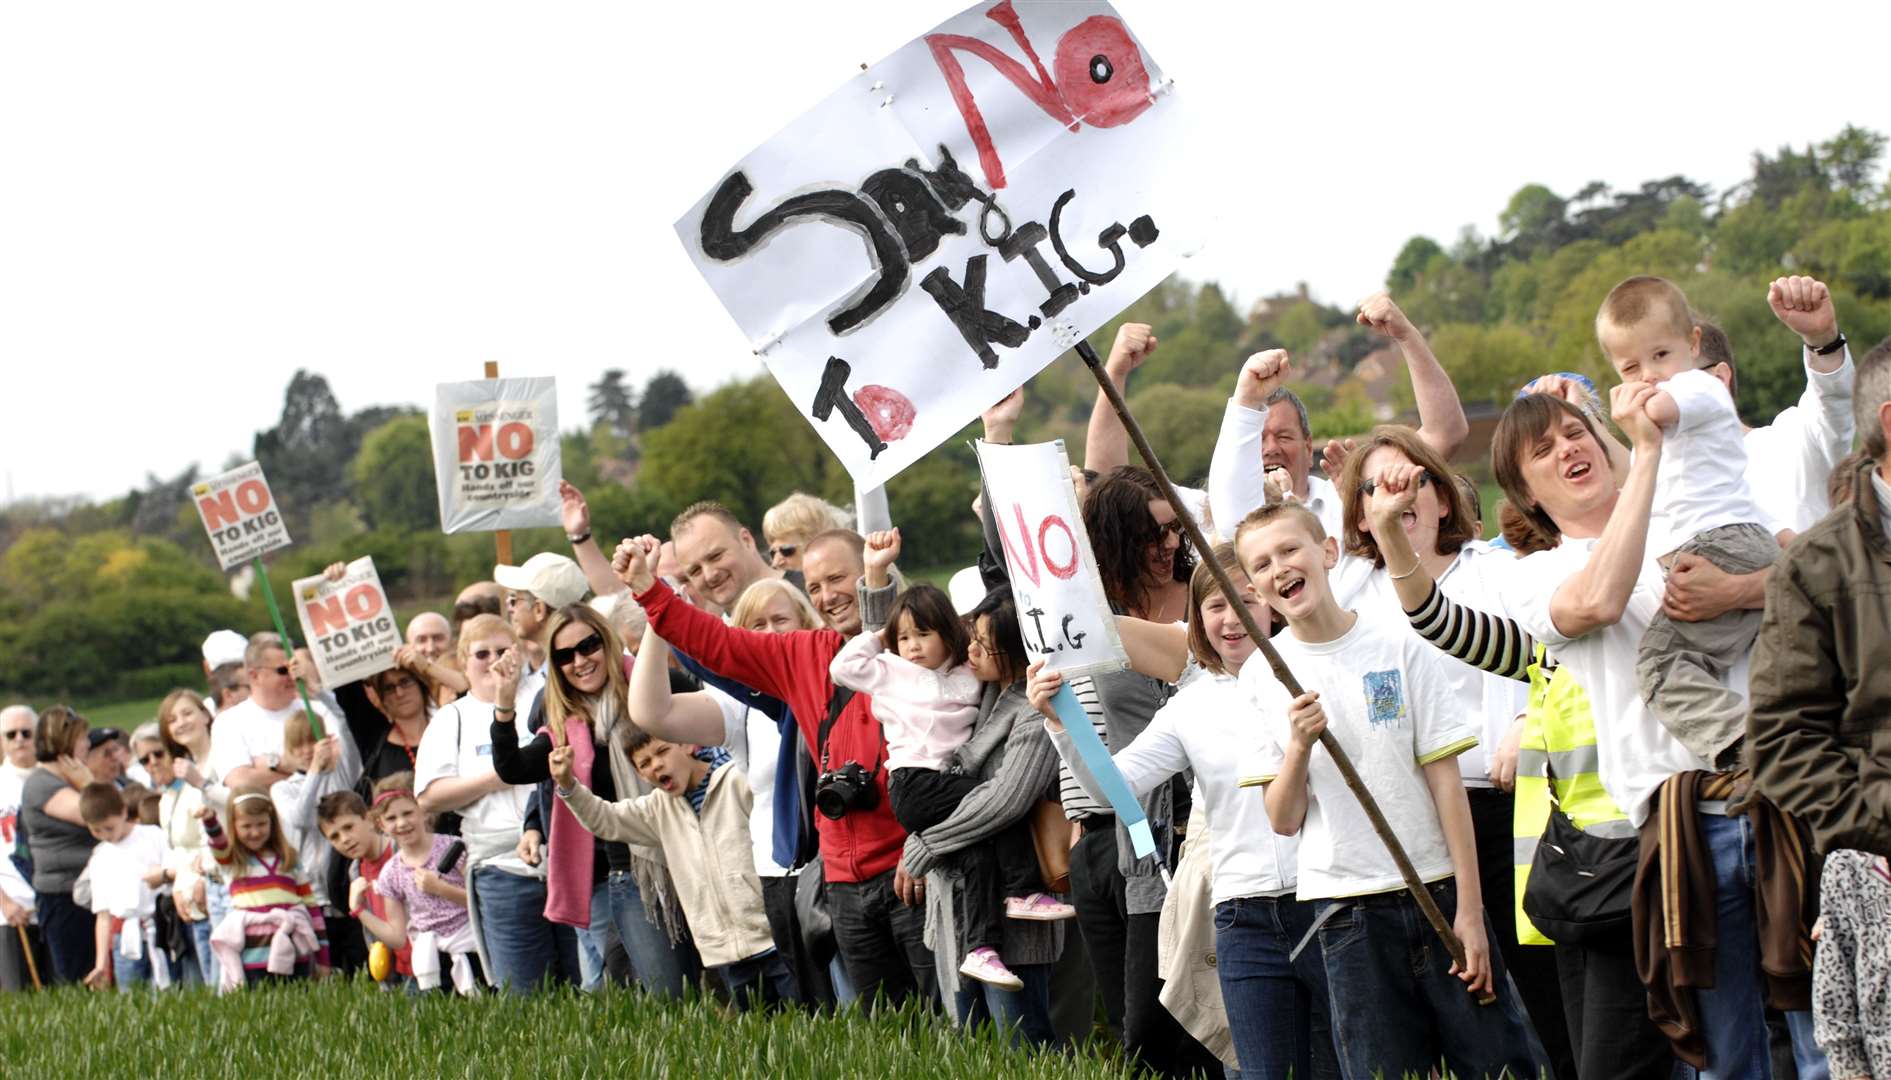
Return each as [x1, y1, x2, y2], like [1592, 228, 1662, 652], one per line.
[4, 125, 1887, 703]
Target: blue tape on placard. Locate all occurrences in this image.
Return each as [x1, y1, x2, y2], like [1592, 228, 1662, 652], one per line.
[1052, 683, 1155, 859]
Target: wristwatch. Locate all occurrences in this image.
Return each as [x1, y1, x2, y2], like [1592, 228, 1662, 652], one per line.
[567, 531, 592, 545]
[1812, 331, 1846, 356]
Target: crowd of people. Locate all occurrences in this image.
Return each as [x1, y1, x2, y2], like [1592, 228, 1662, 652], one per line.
[2, 276, 1887, 1080]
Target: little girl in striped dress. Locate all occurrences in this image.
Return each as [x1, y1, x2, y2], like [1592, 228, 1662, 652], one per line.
[199, 788, 328, 989]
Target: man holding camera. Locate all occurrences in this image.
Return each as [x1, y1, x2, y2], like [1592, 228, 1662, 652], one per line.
[612, 531, 938, 1009]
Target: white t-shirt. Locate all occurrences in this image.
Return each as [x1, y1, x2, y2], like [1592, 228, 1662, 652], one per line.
[1330, 545, 1530, 787]
[1238, 616, 1476, 900]
[1052, 670, 1297, 905]
[206, 696, 342, 780]
[1744, 347, 1855, 535]
[1206, 399, 1346, 542]
[1647, 368, 1765, 556]
[414, 697, 536, 877]
[1505, 539, 1716, 826]
[0, 761, 34, 909]
[83, 824, 169, 919]
[707, 685, 788, 879]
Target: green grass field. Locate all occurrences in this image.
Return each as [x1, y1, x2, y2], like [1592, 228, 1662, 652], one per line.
[0, 982, 1135, 1078]
[75, 696, 165, 732]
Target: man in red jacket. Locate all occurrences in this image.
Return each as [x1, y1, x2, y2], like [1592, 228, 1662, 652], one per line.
[612, 531, 938, 1009]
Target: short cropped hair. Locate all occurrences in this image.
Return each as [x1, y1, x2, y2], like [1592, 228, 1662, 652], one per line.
[243, 632, 284, 671]
[79, 782, 127, 826]
[1234, 501, 1327, 548]
[1265, 387, 1311, 440]
[803, 528, 866, 566]
[1856, 336, 1891, 459]
[317, 790, 369, 825]
[671, 500, 746, 541]
[1596, 276, 1693, 341]
[1696, 317, 1738, 399]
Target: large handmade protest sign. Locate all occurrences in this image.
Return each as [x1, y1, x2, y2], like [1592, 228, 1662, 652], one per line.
[677, 0, 1194, 487]
[429, 377, 562, 533]
[191, 462, 292, 571]
[294, 558, 400, 689]
[975, 439, 1124, 677]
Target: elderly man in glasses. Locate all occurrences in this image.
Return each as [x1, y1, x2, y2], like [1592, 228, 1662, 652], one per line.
[0, 704, 42, 989]
[206, 632, 345, 790]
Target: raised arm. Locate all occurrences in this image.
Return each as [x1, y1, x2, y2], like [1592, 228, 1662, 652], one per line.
[1114, 615, 1190, 685]
[1083, 323, 1157, 472]
[561, 481, 628, 600]
[616, 536, 806, 702]
[1357, 293, 1468, 459]
[629, 624, 734, 746]
[555, 775, 662, 849]
[1547, 384, 1664, 638]
[1208, 351, 1292, 529]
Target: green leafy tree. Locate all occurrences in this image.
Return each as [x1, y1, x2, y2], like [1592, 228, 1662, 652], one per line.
[350, 415, 440, 532]
[588, 369, 638, 441]
[637, 378, 837, 529]
[639, 371, 694, 432]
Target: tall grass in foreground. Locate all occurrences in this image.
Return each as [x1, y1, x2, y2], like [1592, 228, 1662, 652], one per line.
[0, 981, 1138, 1079]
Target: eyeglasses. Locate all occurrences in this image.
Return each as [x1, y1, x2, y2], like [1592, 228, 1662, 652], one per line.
[1358, 471, 1434, 498]
[379, 675, 420, 693]
[969, 636, 996, 655]
[138, 749, 169, 766]
[471, 646, 513, 663]
[2, 729, 31, 742]
[551, 633, 605, 667]
[768, 544, 799, 560]
[270, 665, 291, 677]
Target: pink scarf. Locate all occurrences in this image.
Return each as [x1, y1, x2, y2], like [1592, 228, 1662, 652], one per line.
[540, 715, 596, 928]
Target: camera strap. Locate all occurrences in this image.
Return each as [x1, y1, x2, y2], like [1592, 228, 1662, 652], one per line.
[815, 686, 857, 772]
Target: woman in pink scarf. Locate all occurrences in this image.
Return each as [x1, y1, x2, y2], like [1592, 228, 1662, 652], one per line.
[490, 605, 694, 995]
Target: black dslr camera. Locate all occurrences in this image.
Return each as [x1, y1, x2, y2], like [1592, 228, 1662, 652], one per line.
[815, 760, 880, 820]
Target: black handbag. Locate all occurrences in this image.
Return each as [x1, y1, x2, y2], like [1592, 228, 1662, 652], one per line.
[1520, 759, 1639, 944]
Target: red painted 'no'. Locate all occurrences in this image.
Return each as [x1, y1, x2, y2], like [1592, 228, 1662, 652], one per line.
[198, 480, 271, 530]
[305, 583, 386, 637]
[996, 502, 1080, 588]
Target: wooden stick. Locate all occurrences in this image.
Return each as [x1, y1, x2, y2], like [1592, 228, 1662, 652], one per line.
[1074, 339, 1469, 971]
[485, 360, 514, 567]
[18, 925, 41, 991]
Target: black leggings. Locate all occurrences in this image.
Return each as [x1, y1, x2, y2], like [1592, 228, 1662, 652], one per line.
[36, 890, 95, 985]
[888, 767, 1041, 954]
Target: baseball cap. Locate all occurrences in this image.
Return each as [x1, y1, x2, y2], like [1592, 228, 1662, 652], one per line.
[493, 553, 588, 610]
[202, 629, 248, 668]
[88, 727, 126, 751]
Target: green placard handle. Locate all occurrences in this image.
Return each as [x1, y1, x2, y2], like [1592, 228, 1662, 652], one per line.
[253, 555, 324, 740]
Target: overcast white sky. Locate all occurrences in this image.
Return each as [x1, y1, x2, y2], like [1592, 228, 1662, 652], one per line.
[4, 1, 1888, 504]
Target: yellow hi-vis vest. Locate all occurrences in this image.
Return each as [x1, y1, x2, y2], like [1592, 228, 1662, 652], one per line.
[1512, 644, 1636, 945]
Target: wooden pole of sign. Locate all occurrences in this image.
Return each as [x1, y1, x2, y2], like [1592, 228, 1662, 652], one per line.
[252, 555, 324, 741]
[485, 361, 514, 568]
[18, 926, 41, 990]
[1073, 339, 1476, 979]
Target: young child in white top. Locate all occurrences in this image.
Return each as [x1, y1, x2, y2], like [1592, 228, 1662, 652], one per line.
[827, 528, 1071, 992]
[1233, 502, 1540, 1080]
[78, 782, 173, 990]
[1595, 276, 1783, 767]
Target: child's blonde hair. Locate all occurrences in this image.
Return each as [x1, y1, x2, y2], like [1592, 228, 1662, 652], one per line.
[369, 771, 424, 825]
[1596, 275, 1693, 342]
[228, 787, 296, 869]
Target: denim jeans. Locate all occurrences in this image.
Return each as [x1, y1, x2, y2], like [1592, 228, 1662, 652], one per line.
[1214, 895, 1341, 1080]
[471, 865, 579, 994]
[954, 961, 1055, 1047]
[605, 870, 694, 999]
[575, 879, 615, 992]
[826, 867, 938, 1012]
[1690, 812, 1828, 1080]
[113, 948, 154, 991]
[202, 877, 230, 985]
[1318, 879, 1543, 1080]
[717, 949, 800, 1012]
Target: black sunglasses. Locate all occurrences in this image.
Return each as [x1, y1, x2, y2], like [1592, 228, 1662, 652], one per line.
[1358, 471, 1435, 498]
[552, 633, 606, 668]
[2, 729, 32, 741]
[768, 543, 799, 559]
[138, 749, 169, 766]
[471, 645, 512, 662]
[271, 665, 291, 677]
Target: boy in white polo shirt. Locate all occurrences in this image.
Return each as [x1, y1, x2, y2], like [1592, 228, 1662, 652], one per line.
[1596, 275, 1782, 768]
[1234, 502, 1541, 1080]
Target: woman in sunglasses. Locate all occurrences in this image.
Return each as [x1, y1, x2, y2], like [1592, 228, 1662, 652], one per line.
[489, 605, 694, 997]
[762, 492, 851, 574]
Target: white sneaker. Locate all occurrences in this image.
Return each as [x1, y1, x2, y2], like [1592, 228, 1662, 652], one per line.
[957, 946, 1023, 990]
[1005, 893, 1077, 921]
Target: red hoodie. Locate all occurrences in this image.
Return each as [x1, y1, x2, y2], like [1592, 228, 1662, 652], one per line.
[636, 579, 906, 884]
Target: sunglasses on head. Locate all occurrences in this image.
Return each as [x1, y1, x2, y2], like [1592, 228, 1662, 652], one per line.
[471, 645, 513, 663]
[551, 633, 605, 667]
[1358, 471, 1435, 498]
[768, 543, 798, 559]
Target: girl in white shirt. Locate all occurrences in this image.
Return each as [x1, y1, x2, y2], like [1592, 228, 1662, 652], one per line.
[1027, 543, 1336, 1080]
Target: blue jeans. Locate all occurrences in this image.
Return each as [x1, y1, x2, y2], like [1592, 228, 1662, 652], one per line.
[954, 961, 1055, 1047]
[471, 865, 579, 995]
[113, 948, 154, 991]
[1214, 895, 1341, 1080]
[1689, 812, 1828, 1080]
[716, 949, 800, 1012]
[606, 870, 695, 998]
[203, 878, 230, 985]
[187, 918, 214, 986]
[1318, 879, 1543, 1080]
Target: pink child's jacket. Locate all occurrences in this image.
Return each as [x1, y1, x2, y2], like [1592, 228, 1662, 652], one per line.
[828, 632, 981, 772]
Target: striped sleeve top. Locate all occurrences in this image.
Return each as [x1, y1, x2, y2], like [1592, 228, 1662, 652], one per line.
[204, 812, 330, 973]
